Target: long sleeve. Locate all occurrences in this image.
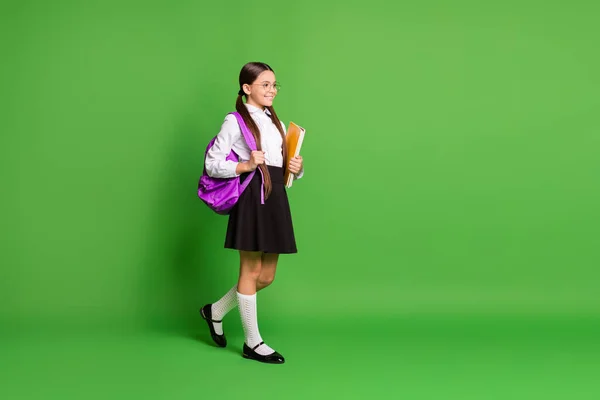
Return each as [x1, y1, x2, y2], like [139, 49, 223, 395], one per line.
[205, 115, 244, 178]
[205, 107, 305, 181]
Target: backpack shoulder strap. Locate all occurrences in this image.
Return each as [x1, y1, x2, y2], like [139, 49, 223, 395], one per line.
[229, 112, 257, 151]
[227, 111, 265, 205]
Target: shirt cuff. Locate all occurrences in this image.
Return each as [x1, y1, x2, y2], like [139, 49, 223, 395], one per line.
[206, 160, 240, 179]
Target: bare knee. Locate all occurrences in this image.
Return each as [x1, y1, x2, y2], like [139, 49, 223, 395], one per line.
[242, 268, 262, 282]
[239, 251, 262, 282]
[257, 273, 275, 288]
[257, 253, 279, 290]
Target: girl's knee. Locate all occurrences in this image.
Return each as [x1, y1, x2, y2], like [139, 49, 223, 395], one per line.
[257, 274, 275, 288]
[242, 268, 262, 282]
[240, 254, 262, 281]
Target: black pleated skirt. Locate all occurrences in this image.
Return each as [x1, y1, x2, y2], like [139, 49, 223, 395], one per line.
[225, 166, 297, 254]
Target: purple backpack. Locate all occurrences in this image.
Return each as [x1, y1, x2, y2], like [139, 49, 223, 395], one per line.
[197, 112, 265, 215]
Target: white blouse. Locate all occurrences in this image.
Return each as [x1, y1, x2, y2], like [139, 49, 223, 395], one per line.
[205, 103, 304, 180]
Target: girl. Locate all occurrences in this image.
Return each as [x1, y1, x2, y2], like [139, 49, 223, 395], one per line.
[200, 62, 304, 364]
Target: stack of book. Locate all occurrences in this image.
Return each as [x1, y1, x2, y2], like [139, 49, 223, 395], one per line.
[283, 121, 306, 188]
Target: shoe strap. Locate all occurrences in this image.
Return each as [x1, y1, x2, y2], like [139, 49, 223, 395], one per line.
[252, 341, 265, 351]
[202, 307, 222, 323]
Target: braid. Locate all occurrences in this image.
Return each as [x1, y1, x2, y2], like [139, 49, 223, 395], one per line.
[266, 106, 288, 171]
[236, 94, 272, 200]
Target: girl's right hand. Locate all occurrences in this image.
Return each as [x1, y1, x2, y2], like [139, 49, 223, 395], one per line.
[247, 151, 265, 171]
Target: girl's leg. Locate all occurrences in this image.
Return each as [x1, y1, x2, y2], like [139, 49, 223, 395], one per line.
[256, 253, 279, 291]
[206, 285, 238, 336]
[237, 250, 262, 295]
[237, 250, 284, 362]
[201, 251, 263, 345]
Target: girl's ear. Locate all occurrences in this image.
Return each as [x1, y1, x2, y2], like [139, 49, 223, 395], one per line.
[242, 84, 251, 96]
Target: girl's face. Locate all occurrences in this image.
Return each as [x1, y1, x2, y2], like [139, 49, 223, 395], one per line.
[243, 70, 279, 109]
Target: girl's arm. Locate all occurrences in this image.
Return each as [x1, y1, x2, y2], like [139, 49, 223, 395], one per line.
[205, 115, 247, 178]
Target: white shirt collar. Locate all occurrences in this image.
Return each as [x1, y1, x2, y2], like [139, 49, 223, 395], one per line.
[245, 103, 271, 116]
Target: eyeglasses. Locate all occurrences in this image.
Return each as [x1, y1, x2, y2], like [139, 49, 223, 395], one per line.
[252, 82, 281, 92]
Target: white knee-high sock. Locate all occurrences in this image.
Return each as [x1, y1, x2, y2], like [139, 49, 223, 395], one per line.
[237, 292, 275, 356]
[210, 285, 238, 335]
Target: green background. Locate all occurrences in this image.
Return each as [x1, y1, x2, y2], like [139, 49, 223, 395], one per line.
[2, 0, 599, 399]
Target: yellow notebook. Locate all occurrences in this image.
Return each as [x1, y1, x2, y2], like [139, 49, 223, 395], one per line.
[284, 122, 306, 188]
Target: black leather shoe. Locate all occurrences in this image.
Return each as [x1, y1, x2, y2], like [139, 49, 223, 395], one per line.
[200, 304, 226, 347]
[242, 342, 285, 364]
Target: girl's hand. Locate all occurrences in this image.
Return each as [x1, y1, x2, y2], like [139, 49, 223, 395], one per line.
[288, 155, 303, 175]
[247, 151, 265, 171]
